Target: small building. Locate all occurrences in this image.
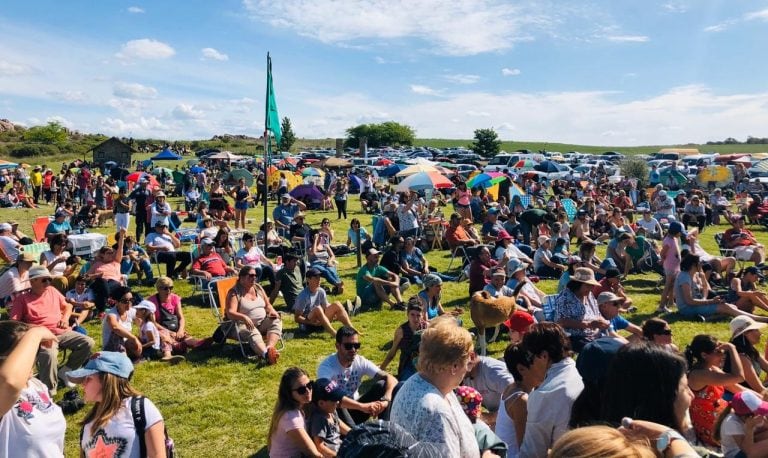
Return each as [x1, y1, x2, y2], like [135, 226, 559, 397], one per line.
[91, 137, 135, 166]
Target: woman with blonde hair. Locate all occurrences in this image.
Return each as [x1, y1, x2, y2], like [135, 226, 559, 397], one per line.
[267, 366, 322, 458]
[390, 317, 484, 457]
[68, 351, 168, 457]
[551, 425, 655, 458]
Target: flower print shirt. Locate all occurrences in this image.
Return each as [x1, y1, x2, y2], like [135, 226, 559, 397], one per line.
[0, 377, 65, 457]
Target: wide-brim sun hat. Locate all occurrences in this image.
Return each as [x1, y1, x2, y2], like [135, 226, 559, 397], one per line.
[730, 316, 767, 339]
[570, 267, 600, 286]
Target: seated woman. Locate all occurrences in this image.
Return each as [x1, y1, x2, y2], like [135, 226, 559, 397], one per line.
[533, 237, 566, 278]
[417, 274, 462, 323]
[195, 201, 211, 229]
[494, 343, 544, 455]
[235, 232, 276, 290]
[724, 316, 768, 395]
[469, 246, 497, 296]
[685, 228, 736, 282]
[308, 232, 344, 295]
[146, 276, 207, 352]
[101, 286, 141, 359]
[506, 259, 545, 310]
[40, 233, 80, 294]
[674, 254, 768, 322]
[258, 220, 286, 257]
[553, 267, 606, 352]
[225, 265, 282, 365]
[212, 227, 234, 265]
[86, 228, 126, 312]
[727, 266, 768, 314]
[267, 367, 323, 458]
[200, 215, 219, 239]
[686, 334, 745, 447]
[400, 236, 430, 285]
[317, 218, 346, 253]
[379, 298, 427, 382]
[346, 218, 370, 250]
[494, 230, 533, 265]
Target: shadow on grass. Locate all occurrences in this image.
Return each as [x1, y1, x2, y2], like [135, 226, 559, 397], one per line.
[248, 446, 268, 458]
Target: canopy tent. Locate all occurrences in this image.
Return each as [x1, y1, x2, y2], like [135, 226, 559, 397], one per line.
[206, 151, 245, 161]
[151, 149, 182, 160]
[290, 184, 324, 201]
[0, 160, 19, 170]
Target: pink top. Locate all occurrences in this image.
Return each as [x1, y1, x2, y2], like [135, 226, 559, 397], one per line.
[456, 189, 471, 206]
[149, 293, 181, 322]
[89, 260, 123, 283]
[10, 287, 68, 335]
[662, 236, 680, 273]
[268, 409, 305, 458]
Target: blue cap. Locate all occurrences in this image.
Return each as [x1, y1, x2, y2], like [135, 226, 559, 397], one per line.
[668, 221, 687, 238]
[313, 378, 345, 402]
[487, 208, 499, 215]
[66, 351, 134, 383]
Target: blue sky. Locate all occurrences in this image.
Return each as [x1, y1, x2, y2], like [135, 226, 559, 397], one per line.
[1, 0, 768, 145]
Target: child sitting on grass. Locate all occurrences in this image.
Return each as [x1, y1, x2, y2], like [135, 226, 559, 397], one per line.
[308, 378, 350, 456]
[65, 275, 95, 332]
[133, 301, 185, 364]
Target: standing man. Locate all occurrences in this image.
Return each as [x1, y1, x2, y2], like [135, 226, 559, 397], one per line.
[317, 326, 398, 426]
[10, 266, 95, 394]
[30, 165, 43, 204]
[128, 179, 152, 243]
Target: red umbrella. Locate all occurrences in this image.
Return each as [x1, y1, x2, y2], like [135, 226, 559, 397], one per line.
[376, 158, 394, 166]
[126, 172, 160, 188]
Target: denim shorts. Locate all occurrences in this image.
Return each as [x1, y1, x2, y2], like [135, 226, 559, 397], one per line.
[678, 304, 718, 317]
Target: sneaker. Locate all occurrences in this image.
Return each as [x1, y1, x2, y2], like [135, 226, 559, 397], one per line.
[696, 314, 707, 323]
[656, 306, 672, 314]
[160, 355, 186, 365]
[58, 366, 75, 389]
[265, 346, 279, 365]
[353, 296, 362, 316]
[345, 299, 353, 315]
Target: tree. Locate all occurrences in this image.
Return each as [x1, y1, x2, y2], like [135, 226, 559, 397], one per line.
[23, 121, 68, 145]
[620, 156, 650, 186]
[344, 121, 415, 148]
[469, 128, 502, 158]
[279, 117, 296, 151]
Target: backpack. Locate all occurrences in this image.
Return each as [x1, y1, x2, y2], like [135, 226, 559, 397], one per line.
[337, 420, 447, 458]
[131, 396, 176, 458]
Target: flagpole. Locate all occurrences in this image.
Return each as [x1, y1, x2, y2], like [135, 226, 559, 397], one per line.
[263, 53, 270, 257]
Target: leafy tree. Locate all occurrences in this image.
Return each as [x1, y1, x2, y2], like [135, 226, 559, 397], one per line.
[620, 156, 650, 186]
[344, 121, 415, 148]
[23, 121, 68, 145]
[279, 117, 297, 151]
[469, 128, 502, 158]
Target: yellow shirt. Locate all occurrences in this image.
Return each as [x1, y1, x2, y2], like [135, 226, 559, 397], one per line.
[30, 171, 43, 186]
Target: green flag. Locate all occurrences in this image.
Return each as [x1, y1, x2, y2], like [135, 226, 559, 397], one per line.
[266, 54, 281, 146]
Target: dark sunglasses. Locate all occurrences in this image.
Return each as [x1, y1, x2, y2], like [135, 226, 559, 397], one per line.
[119, 297, 132, 304]
[38, 278, 52, 283]
[293, 381, 314, 395]
[247, 273, 258, 278]
[658, 329, 673, 336]
[160, 286, 173, 291]
[343, 342, 361, 351]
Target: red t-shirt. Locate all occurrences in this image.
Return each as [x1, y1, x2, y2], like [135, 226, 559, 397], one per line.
[724, 228, 755, 248]
[192, 252, 228, 277]
[10, 287, 68, 335]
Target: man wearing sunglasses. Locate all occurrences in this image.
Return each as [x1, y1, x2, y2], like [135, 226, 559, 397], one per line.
[317, 326, 398, 426]
[10, 266, 94, 394]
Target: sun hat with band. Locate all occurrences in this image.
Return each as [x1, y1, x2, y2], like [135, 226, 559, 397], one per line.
[28, 265, 52, 280]
[66, 351, 134, 383]
[730, 316, 767, 339]
[570, 267, 600, 286]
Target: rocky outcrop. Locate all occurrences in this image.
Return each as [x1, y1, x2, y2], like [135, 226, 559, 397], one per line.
[0, 119, 19, 132]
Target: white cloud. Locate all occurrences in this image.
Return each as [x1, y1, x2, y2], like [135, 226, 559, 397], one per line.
[662, 2, 687, 13]
[606, 35, 649, 43]
[244, 0, 548, 56]
[444, 74, 480, 84]
[113, 82, 158, 100]
[46, 91, 86, 102]
[501, 68, 521, 76]
[410, 85, 440, 96]
[0, 60, 33, 76]
[172, 103, 205, 119]
[704, 23, 730, 33]
[46, 115, 74, 129]
[466, 110, 490, 117]
[201, 47, 229, 61]
[116, 39, 175, 60]
[127, 6, 145, 14]
[745, 8, 768, 21]
[102, 117, 171, 135]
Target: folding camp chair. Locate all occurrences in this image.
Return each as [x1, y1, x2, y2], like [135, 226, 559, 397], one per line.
[560, 198, 577, 222]
[208, 276, 285, 359]
[715, 233, 747, 270]
[447, 245, 471, 272]
[541, 294, 558, 322]
[32, 216, 52, 243]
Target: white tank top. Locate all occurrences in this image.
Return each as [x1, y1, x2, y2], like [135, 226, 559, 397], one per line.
[494, 388, 526, 457]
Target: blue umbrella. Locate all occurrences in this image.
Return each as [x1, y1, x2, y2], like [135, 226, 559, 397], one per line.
[348, 174, 364, 194]
[379, 164, 407, 177]
[290, 184, 324, 201]
[534, 160, 560, 173]
[190, 166, 206, 174]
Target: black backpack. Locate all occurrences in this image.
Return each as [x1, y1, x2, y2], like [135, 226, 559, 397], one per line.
[337, 420, 447, 458]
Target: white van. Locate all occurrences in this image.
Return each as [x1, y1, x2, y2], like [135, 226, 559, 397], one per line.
[483, 153, 545, 172]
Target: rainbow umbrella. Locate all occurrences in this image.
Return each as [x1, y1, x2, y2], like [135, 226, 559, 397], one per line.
[395, 171, 453, 192]
[301, 167, 324, 177]
[466, 172, 507, 188]
[396, 164, 438, 177]
[513, 159, 539, 171]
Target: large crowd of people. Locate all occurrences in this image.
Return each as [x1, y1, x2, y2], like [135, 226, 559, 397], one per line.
[4, 157, 768, 457]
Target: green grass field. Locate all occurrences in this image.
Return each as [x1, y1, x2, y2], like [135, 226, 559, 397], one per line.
[2, 151, 766, 457]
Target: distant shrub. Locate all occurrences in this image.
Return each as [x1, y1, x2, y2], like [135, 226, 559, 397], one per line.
[620, 156, 650, 186]
[9, 144, 60, 158]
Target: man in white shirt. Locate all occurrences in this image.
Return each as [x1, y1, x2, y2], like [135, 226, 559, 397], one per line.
[145, 221, 191, 278]
[636, 208, 662, 240]
[317, 326, 397, 426]
[520, 323, 584, 458]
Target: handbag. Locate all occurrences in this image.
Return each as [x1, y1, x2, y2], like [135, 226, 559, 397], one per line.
[158, 305, 179, 332]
